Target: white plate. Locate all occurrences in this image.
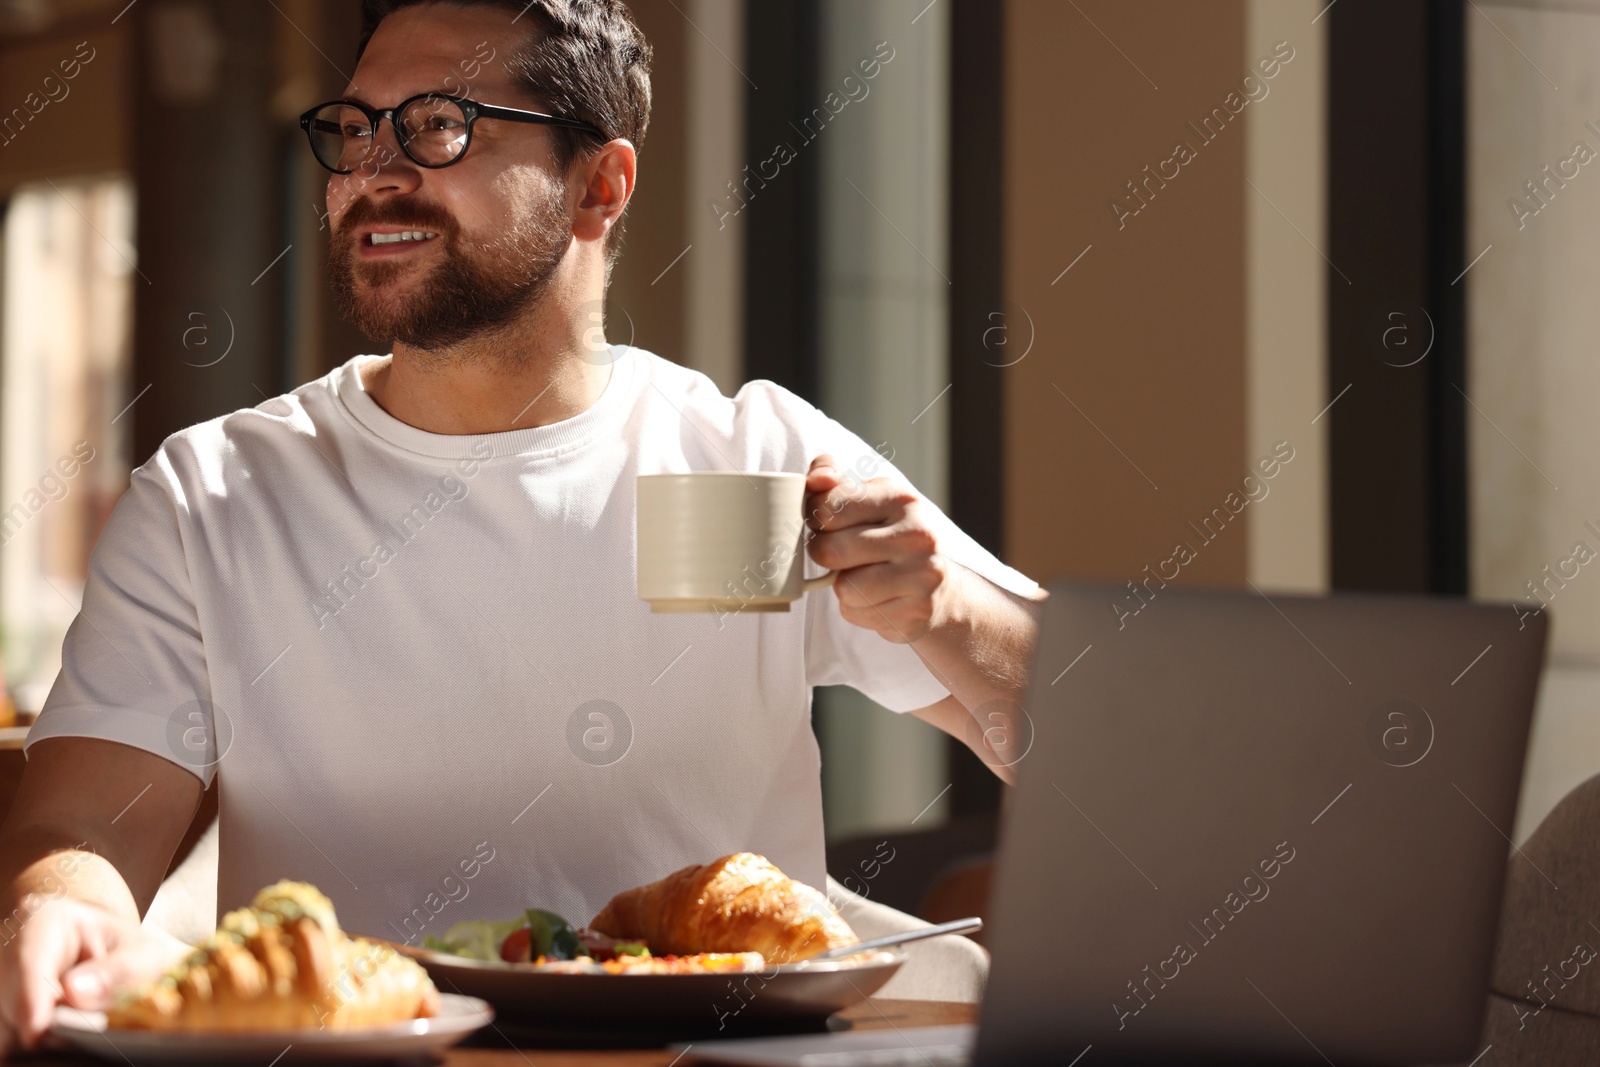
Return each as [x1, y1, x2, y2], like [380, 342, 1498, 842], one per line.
[50, 992, 493, 1064]
[396, 944, 905, 1029]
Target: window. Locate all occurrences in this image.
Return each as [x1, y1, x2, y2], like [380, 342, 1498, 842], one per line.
[0, 176, 135, 717]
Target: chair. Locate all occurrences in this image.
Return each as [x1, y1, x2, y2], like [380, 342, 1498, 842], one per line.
[825, 875, 989, 1003]
[824, 816, 999, 1002]
[1477, 772, 1600, 1060]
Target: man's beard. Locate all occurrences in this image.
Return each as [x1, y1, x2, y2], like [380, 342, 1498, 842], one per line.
[328, 186, 572, 357]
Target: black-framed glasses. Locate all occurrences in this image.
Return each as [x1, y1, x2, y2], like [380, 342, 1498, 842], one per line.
[298, 93, 609, 174]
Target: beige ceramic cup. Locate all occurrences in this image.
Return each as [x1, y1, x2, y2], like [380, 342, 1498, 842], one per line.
[636, 472, 837, 613]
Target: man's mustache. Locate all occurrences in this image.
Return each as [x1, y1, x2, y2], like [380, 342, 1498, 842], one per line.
[334, 200, 458, 243]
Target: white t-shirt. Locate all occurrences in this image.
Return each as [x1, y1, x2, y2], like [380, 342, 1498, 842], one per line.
[26, 346, 1036, 940]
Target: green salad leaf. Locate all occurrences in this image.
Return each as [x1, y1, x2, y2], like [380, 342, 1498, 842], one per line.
[524, 908, 582, 960]
[423, 918, 527, 961]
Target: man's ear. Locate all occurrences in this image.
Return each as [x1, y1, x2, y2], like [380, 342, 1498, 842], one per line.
[571, 139, 637, 244]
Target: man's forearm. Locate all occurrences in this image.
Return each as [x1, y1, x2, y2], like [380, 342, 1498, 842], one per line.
[800, 459, 1048, 770]
[911, 562, 1046, 746]
[0, 826, 140, 929]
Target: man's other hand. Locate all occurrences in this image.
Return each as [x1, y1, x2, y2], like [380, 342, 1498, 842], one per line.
[0, 896, 186, 1055]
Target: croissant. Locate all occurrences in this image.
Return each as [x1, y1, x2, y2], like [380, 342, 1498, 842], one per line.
[107, 881, 439, 1031]
[590, 853, 858, 962]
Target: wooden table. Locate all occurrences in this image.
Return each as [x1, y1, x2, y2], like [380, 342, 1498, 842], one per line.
[22, 999, 976, 1065]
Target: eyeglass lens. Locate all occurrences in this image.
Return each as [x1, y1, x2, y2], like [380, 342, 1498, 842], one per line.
[307, 96, 470, 172]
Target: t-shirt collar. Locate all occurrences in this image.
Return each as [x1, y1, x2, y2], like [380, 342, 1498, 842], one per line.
[333, 347, 631, 461]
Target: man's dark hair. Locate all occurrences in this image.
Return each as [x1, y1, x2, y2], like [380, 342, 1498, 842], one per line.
[357, 0, 652, 261]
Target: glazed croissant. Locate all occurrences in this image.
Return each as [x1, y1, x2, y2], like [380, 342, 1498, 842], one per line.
[107, 881, 439, 1031]
[590, 853, 858, 962]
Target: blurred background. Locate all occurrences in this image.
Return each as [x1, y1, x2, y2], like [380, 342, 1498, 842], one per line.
[0, 0, 1592, 923]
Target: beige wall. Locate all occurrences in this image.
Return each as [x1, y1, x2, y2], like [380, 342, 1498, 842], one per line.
[1004, 0, 1248, 589]
[1465, 0, 1600, 839]
[1001, 0, 1327, 597]
[681, 0, 744, 395]
[1467, 1, 1600, 659]
[1245, 0, 1328, 593]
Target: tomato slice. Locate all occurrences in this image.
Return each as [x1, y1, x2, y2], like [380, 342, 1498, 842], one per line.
[577, 927, 649, 961]
[500, 926, 533, 963]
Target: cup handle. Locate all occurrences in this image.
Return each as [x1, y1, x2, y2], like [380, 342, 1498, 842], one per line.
[802, 570, 838, 593]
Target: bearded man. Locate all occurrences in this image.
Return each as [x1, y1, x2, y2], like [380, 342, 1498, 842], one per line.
[0, 0, 1043, 1049]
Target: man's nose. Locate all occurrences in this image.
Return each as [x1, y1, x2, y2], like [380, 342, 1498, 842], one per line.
[339, 119, 423, 199]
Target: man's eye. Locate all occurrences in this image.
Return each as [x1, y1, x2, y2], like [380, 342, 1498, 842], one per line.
[341, 124, 371, 139]
[423, 116, 464, 132]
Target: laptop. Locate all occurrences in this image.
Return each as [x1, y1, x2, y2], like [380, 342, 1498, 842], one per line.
[681, 583, 1548, 1065]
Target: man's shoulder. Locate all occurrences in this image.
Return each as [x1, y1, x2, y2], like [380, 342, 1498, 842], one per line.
[629, 347, 821, 426]
[626, 348, 860, 474]
[141, 358, 355, 479]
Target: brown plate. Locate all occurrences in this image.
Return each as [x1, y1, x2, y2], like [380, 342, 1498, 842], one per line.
[389, 942, 905, 1033]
